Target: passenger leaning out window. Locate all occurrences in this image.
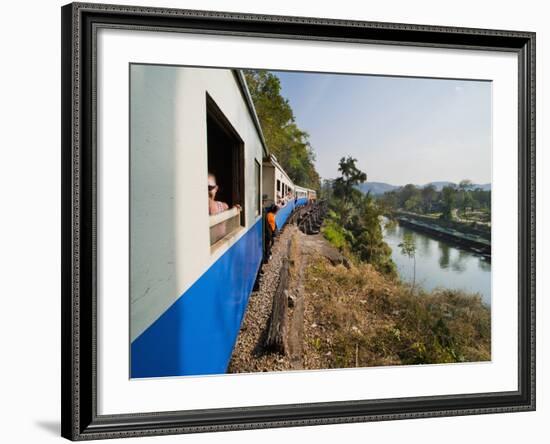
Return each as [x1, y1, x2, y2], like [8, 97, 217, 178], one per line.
[208, 173, 241, 244]
[208, 173, 241, 215]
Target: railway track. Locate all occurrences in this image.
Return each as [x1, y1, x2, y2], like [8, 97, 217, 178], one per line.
[228, 201, 329, 371]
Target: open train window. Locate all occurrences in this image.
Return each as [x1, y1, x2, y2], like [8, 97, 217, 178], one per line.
[206, 94, 245, 247]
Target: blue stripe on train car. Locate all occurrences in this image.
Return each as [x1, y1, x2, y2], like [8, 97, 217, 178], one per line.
[275, 201, 295, 230]
[296, 197, 308, 207]
[130, 219, 263, 378]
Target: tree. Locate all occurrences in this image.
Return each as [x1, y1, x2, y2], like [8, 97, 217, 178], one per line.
[244, 70, 320, 191]
[404, 194, 422, 212]
[399, 232, 417, 292]
[463, 192, 474, 212]
[458, 179, 473, 213]
[421, 184, 437, 213]
[377, 182, 491, 226]
[441, 185, 456, 221]
[378, 190, 399, 213]
[323, 158, 395, 275]
[332, 157, 367, 201]
[458, 179, 473, 191]
[399, 184, 420, 208]
[320, 179, 334, 200]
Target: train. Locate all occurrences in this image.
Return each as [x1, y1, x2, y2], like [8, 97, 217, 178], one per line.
[262, 154, 316, 229]
[130, 65, 317, 378]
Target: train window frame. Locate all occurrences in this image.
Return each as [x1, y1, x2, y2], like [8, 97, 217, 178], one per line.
[206, 93, 246, 249]
[254, 159, 261, 217]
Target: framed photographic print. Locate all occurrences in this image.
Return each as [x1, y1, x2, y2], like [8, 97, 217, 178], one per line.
[61, 2, 536, 440]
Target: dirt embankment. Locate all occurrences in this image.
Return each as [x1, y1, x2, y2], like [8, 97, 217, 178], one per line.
[228, 226, 344, 373]
[303, 257, 490, 368]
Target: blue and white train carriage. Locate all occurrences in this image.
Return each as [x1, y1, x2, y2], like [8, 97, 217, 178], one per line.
[130, 65, 315, 378]
[262, 155, 308, 230]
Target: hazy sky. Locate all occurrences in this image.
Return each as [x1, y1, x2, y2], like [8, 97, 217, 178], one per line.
[273, 71, 492, 185]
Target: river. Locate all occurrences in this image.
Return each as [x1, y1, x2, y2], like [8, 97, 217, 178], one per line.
[382, 219, 491, 306]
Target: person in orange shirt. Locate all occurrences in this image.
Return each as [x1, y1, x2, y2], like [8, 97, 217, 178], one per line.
[264, 204, 278, 263]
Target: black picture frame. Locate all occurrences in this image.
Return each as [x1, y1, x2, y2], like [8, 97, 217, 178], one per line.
[61, 2, 536, 440]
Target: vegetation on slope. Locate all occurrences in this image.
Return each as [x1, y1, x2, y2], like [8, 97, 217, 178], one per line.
[310, 158, 490, 368]
[320, 157, 395, 275]
[304, 256, 491, 368]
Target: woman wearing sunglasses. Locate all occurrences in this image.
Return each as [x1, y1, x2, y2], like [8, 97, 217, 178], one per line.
[208, 173, 229, 216]
[208, 173, 242, 243]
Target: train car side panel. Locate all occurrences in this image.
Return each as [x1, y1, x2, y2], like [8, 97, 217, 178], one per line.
[275, 201, 295, 230]
[131, 219, 263, 377]
[262, 162, 275, 207]
[130, 65, 264, 377]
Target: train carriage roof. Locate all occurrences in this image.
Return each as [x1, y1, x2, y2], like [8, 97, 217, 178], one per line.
[234, 70, 270, 158]
[263, 154, 294, 186]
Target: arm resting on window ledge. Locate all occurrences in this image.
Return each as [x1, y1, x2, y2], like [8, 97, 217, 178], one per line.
[209, 206, 240, 228]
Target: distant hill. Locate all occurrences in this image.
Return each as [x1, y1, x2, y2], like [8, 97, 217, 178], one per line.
[356, 182, 399, 195]
[426, 181, 455, 191]
[356, 181, 491, 195]
[473, 183, 491, 191]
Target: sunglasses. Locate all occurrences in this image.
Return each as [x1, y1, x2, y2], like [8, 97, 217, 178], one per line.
[208, 185, 217, 191]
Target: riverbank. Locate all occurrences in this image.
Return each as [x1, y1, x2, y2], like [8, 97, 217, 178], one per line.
[304, 254, 491, 367]
[393, 211, 491, 258]
[229, 225, 491, 373]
